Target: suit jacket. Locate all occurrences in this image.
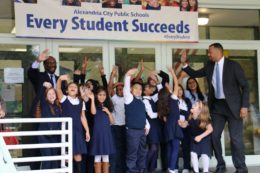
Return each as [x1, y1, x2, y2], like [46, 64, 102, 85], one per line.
[28, 67, 59, 94]
[183, 58, 249, 118]
[27, 67, 59, 118]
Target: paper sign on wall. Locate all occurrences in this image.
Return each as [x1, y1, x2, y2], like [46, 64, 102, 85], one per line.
[4, 68, 24, 84]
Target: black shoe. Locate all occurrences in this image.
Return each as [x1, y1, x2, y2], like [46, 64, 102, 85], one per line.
[234, 170, 248, 173]
[215, 167, 227, 173]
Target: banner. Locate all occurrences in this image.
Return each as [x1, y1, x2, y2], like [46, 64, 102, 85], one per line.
[15, 0, 198, 42]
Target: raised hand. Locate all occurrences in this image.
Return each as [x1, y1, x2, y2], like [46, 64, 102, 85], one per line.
[37, 49, 49, 62]
[80, 85, 86, 96]
[82, 56, 88, 69]
[139, 59, 144, 72]
[86, 89, 95, 100]
[180, 50, 187, 64]
[59, 74, 70, 81]
[126, 68, 138, 76]
[74, 69, 81, 75]
[149, 71, 159, 83]
[111, 65, 117, 76]
[98, 63, 105, 75]
[43, 82, 52, 89]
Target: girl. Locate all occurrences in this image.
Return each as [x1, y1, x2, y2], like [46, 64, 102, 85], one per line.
[176, 84, 192, 173]
[147, 70, 169, 171]
[179, 0, 190, 11]
[189, 0, 198, 11]
[157, 67, 182, 173]
[38, 82, 61, 169]
[57, 75, 90, 173]
[142, 83, 162, 173]
[179, 101, 213, 173]
[87, 86, 115, 173]
[185, 77, 207, 105]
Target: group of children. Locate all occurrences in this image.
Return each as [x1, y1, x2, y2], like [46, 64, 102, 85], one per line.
[36, 56, 213, 173]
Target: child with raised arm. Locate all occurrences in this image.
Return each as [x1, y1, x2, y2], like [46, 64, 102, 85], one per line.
[179, 101, 213, 173]
[108, 66, 127, 173]
[124, 68, 150, 173]
[37, 82, 61, 169]
[157, 67, 183, 173]
[142, 82, 162, 173]
[87, 86, 115, 173]
[56, 75, 90, 173]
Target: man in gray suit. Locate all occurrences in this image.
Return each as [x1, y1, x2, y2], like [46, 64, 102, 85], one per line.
[181, 43, 249, 173]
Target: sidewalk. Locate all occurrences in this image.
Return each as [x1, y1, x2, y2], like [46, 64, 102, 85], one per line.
[155, 166, 260, 173]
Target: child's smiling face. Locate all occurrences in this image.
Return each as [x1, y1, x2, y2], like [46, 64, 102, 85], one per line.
[190, 101, 202, 118]
[46, 88, 56, 104]
[67, 83, 78, 97]
[97, 90, 107, 104]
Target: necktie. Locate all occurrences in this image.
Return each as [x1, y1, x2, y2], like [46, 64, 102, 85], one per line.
[50, 74, 55, 88]
[215, 63, 221, 98]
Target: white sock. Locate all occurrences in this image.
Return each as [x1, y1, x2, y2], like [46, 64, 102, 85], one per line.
[201, 154, 209, 172]
[94, 155, 101, 162]
[101, 155, 109, 162]
[191, 152, 199, 172]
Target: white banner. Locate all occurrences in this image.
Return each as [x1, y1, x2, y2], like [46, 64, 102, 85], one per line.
[15, 0, 198, 42]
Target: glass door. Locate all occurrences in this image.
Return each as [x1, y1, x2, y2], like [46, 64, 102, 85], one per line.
[0, 36, 45, 160]
[52, 40, 109, 83]
[109, 42, 162, 82]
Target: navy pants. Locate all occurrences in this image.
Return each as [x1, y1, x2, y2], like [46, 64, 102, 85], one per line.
[167, 138, 180, 171]
[38, 135, 59, 169]
[126, 128, 147, 173]
[110, 125, 127, 173]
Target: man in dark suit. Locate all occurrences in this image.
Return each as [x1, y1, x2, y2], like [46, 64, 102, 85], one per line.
[28, 49, 58, 94]
[26, 49, 59, 170]
[181, 43, 249, 173]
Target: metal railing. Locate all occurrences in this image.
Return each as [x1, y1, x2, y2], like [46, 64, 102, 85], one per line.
[0, 118, 73, 173]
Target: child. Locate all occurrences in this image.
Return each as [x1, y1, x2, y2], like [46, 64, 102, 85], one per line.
[124, 68, 150, 173]
[142, 83, 162, 173]
[108, 66, 127, 173]
[179, 101, 213, 173]
[38, 82, 61, 169]
[157, 67, 182, 173]
[87, 86, 115, 173]
[176, 84, 192, 173]
[179, 0, 190, 11]
[145, 0, 161, 10]
[56, 75, 90, 173]
[147, 70, 169, 171]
